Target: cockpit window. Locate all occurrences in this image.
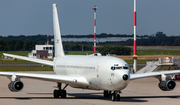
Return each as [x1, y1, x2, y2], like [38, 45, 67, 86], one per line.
[123, 66, 129, 69]
[111, 66, 129, 70]
[111, 66, 115, 70]
[116, 67, 122, 69]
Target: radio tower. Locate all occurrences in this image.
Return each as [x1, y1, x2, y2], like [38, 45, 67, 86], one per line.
[133, 0, 137, 73]
[93, 5, 97, 54]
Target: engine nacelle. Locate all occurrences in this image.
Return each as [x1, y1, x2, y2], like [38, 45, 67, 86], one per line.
[8, 80, 24, 92]
[158, 80, 176, 91]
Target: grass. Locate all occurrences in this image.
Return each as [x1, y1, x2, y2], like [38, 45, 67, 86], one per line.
[125, 60, 151, 64]
[68, 50, 180, 56]
[1, 51, 175, 65]
[1, 50, 180, 57]
[66, 50, 180, 56]
[0, 59, 37, 64]
[0, 50, 179, 71]
[65, 51, 94, 55]
[0, 51, 94, 57]
[134, 50, 180, 56]
[0, 66, 53, 71]
[0, 51, 30, 57]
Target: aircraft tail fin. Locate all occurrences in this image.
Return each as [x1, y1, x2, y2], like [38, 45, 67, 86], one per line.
[53, 4, 65, 57]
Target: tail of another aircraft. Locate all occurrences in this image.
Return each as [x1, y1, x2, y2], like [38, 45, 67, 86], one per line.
[53, 4, 65, 57]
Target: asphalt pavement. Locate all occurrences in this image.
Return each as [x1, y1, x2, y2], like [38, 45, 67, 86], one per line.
[0, 71, 179, 105]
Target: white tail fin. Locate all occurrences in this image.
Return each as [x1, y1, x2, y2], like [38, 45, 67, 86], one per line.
[53, 4, 65, 57]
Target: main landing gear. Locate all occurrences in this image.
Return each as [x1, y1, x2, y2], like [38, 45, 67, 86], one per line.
[104, 90, 121, 101]
[53, 83, 68, 98]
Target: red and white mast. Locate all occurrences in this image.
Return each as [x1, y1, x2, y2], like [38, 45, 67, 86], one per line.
[93, 5, 97, 54]
[133, 0, 137, 73]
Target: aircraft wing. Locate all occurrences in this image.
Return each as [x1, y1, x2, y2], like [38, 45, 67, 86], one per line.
[3, 53, 54, 66]
[0, 72, 89, 86]
[130, 70, 180, 80]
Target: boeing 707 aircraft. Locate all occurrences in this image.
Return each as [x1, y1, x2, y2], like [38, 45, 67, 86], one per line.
[1, 4, 180, 101]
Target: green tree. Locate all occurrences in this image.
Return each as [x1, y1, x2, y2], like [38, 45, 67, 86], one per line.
[23, 39, 31, 51]
[98, 45, 132, 55]
[14, 40, 24, 51]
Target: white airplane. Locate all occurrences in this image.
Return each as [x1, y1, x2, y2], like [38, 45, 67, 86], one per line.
[1, 4, 180, 101]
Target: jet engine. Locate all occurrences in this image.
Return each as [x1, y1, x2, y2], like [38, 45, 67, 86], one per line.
[158, 80, 176, 91]
[8, 77, 24, 92]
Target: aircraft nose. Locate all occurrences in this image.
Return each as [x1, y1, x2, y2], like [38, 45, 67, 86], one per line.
[122, 74, 128, 81]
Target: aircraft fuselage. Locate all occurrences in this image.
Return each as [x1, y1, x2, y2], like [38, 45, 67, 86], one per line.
[53, 55, 130, 91]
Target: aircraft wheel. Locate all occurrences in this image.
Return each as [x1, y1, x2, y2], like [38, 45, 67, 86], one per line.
[104, 90, 109, 98]
[117, 94, 120, 101]
[61, 90, 67, 98]
[53, 90, 60, 98]
[111, 93, 116, 101]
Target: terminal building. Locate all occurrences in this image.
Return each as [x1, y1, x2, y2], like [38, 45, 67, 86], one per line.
[28, 45, 54, 59]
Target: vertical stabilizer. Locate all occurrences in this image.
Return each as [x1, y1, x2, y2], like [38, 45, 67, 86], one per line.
[53, 4, 65, 57]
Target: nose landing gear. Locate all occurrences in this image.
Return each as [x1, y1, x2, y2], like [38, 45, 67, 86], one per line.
[111, 91, 120, 101]
[104, 90, 121, 101]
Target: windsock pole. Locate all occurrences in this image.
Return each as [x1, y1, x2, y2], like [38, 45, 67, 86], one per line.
[93, 5, 97, 54]
[133, 0, 137, 73]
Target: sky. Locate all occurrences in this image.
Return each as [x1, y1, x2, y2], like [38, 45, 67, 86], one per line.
[0, 0, 180, 36]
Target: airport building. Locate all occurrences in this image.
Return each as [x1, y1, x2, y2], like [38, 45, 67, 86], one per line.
[28, 45, 54, 59]
[152, 32, 167, 37]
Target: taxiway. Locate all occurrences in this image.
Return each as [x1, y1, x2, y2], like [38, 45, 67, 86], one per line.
[0, 71, 179, 105]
